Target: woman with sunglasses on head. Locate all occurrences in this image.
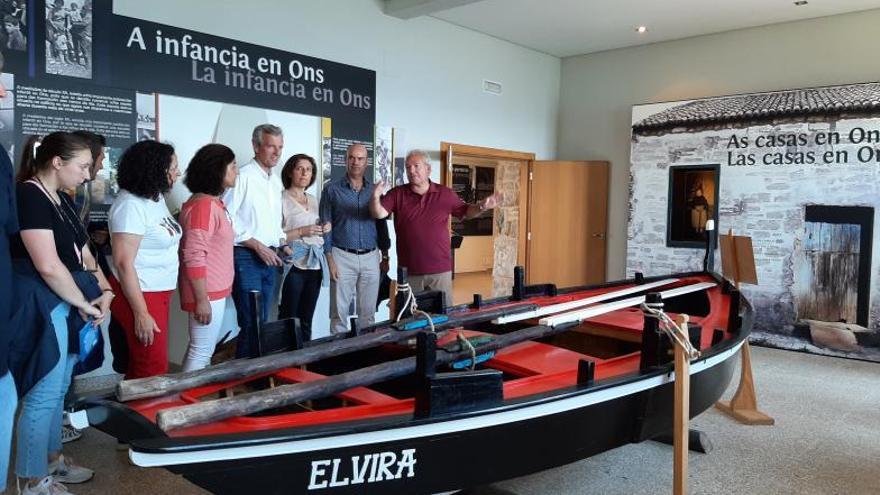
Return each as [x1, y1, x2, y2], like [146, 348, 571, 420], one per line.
[9, 132, 112, 495]
[108, 140, 181, 379]
[178, 144, 237, 371]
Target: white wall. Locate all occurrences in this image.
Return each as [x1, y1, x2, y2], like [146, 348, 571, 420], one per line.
[112, 0, 560, 364]
[557, 9, 880, 280]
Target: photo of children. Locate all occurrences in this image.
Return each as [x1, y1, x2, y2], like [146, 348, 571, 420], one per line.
[45, 0, 91, 78]
[0, 0, 26, 52]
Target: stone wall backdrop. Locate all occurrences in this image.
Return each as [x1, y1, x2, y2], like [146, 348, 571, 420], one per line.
[628, 82, 880, 361]
[492, 160, 521, 297]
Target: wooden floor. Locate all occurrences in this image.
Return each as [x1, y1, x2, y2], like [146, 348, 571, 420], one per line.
[452, 270, 493, 305]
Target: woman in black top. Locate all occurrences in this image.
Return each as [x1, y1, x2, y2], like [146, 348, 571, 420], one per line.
[9, 132, 113, 494]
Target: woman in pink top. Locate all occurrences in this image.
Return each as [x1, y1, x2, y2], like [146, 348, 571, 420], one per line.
[179, 144, 237, 371]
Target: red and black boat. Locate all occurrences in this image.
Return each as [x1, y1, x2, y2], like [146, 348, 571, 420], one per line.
[82, 267, 752, 495]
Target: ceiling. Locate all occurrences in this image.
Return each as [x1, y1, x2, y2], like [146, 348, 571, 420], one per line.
[385, 0, 880, 57]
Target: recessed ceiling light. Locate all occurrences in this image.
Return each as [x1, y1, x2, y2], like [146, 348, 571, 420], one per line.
[794, 1, 808, 5]
[636, 25, 647, 33]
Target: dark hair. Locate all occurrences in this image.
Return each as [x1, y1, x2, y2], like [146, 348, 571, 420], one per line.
[281, 154, 317, 190]
[117, 140, 175, 200]
[71, 130, 106, 164]
[16, 132, 91, 183]
[184, 144, 235, 196]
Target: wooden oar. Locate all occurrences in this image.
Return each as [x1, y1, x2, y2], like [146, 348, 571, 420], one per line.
[156, 283, 716, 432]
[117, 303, 539, 402]
[492, 277, 680, 324]
[539, 282, 716, 327]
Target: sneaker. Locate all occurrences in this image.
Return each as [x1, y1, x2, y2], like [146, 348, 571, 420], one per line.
[18, 476, 73, 495]
[60, 425, 82, 444]
[48, 455, 93, 484]
[115, 440, 129, 452]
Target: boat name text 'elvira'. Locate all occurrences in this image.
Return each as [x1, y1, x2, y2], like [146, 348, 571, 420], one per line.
[308, 448, 417, 490]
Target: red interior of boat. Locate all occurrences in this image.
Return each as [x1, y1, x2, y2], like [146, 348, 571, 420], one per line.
[129, 276, 730, 438]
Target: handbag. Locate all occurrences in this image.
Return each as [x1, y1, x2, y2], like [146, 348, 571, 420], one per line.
[73, 319, 105, 375]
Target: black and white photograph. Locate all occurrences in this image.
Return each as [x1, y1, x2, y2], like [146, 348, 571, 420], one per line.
[45, 0, 92, 78]
[0, 0, 26, 52]
[136, 92, 156, 140]
[321, 133, 332, 189]
[0, 71, 13, 160]
[373, 125, 392, 185]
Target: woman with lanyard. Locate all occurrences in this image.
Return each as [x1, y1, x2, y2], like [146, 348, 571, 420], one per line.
[10, 133, 113, 495]
[279, 153, 330, 342]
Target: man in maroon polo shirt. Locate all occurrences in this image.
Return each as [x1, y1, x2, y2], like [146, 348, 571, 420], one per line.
[369, 149, 500, 307]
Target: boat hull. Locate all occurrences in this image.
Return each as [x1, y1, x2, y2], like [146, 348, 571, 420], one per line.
[87, 339, 742, 495]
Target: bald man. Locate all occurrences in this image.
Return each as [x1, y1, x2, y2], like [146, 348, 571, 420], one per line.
[319, 143, 390, 335]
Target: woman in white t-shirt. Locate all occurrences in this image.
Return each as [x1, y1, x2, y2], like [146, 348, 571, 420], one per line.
[108, 140, 181, 379]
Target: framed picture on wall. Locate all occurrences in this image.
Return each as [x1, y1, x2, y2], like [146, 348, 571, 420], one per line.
[666, 164, 720, 248]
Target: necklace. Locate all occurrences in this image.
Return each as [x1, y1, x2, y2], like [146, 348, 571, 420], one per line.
[288, 189, 309, 210]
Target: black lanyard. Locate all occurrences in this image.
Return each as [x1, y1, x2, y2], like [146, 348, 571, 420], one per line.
[28, 178, 88, 270]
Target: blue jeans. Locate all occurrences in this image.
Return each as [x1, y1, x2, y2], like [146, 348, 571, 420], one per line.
[15, 302, 72, 479]
[0, 371, 17, 492]
[232, 247, 278, 358]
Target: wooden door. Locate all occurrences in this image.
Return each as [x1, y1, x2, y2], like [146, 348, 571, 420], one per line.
[526, 161, 608, 287]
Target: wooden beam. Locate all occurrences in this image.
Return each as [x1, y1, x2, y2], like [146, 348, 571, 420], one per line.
[673, 315, 691, 495]
[157, 323, 560, 431]
[441, 142, 536, 162]
[117, 303, 538, 402]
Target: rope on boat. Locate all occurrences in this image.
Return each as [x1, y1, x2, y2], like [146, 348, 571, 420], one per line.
[457, 332, 478, 371]
[395, 282, 436, 333]
[640, 302, 701, 360]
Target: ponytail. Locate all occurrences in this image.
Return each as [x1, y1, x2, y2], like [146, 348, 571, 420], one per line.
[16, 134, 42, 183]
[15, 132, 91, 183]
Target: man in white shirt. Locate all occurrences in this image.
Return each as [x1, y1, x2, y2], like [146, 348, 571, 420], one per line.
[222, 124, 286, 358]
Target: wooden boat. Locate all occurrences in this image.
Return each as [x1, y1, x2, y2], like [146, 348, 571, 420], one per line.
[82, 268, 752, 495]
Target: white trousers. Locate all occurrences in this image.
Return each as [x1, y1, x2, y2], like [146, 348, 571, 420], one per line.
[183, 297, 228, 372]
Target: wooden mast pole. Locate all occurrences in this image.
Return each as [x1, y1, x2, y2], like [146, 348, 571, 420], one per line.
[672, 314, 690, 495]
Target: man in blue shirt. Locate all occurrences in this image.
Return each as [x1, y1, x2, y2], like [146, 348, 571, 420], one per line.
[320, 143, 390, 335]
